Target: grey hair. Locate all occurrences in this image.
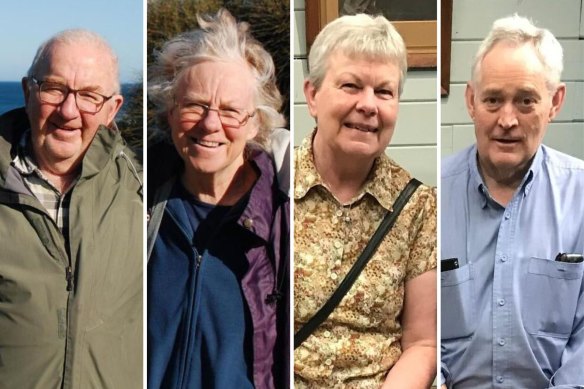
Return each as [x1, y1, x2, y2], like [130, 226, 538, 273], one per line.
[471, 14, 563, 91]
[307, 13, 407, 96]
[27, 29, 121, 93]
[148, 8, 285, 147]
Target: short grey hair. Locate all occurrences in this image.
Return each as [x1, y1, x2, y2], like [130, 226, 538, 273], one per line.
[307, 13, 407, 96]
[471, 14, 563, 91]
[27, 29, 121, 93]
[148, 8, 285, 147]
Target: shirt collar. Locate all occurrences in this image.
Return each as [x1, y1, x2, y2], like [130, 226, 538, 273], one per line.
[294, 130, 399, 211]
[11, 129, 36, 176]
[470, 144, 541, 207]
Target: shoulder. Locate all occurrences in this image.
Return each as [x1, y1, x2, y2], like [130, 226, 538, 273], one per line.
[442, 145, 474, 180]
[542, 145, 584, 171]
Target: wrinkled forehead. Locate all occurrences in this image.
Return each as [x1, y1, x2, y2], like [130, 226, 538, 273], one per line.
[35, 41, 118, 90]
[174, 59, 257, 103]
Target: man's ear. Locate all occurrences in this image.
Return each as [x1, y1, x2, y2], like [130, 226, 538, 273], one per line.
[465, 82, 476, 121]
[303, 79, 318, 119]
[106, 95, 124, 127]
[548, 83, 566, 121]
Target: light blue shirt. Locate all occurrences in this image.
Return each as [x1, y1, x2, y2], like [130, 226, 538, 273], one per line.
[441, 144, 584, 389]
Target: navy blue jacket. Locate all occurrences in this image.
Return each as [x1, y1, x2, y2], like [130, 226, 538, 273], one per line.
[147, 141, 289, 389]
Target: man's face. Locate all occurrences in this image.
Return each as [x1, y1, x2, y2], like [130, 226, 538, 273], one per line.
[466, 42, 565, 180]
[23, 41, 123, 175]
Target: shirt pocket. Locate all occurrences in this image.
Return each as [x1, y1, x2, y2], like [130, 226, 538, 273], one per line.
[521, 257, 584, 338]
[441, 263, 475, 339]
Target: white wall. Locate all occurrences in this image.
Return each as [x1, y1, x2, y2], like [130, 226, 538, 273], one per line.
[441, 0, 584, 160]
[293, 1, 438, 186]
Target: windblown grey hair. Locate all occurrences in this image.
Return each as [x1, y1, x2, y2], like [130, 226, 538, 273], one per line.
[307, 13, 407, 96]
[471, 14, 563, 91]
[148, 8, 285, 147]
[27, 29, 121, 93]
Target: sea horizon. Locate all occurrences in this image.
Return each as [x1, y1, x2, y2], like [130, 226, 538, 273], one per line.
[0, 81, 139, 116]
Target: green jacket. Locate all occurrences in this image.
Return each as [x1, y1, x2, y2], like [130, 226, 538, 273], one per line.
[0, 108, 143, 389]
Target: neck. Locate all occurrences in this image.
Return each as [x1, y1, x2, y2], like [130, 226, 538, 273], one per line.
[312, 132, 374, 204]
[477, 156, 530, 207]
[40, 168, 79, 194]
[181, 161, 257, 206]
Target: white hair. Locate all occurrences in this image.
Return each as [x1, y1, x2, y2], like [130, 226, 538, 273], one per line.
[148, 8, 285, 147]
[27, 29, 120, 93]
[471, 14, 563, 91]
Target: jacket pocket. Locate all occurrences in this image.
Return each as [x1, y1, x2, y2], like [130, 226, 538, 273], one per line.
[522, 257, 584, 338]
[441, 263, 475, 339]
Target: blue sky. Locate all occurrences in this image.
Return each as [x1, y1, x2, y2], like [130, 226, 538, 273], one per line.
[0, 0, 143, 83]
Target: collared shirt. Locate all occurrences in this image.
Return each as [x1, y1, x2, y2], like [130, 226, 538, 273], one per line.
[11, 130, 76, 238]
[441, 144, 584, 388]
[294, 134, 436, 388]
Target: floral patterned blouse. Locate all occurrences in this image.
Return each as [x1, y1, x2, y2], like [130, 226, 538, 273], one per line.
[294, 134, 437, 388]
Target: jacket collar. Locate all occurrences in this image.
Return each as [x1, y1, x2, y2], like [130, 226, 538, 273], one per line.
[0, 107, 125, 186]
[151, 142, 283, 244]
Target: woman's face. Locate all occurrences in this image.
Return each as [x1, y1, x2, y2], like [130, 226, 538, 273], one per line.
[168, 60, 258, 181]
[305, 51, 401, 161]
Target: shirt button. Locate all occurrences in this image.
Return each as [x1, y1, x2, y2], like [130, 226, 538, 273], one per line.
[498, 299, 505, 306]
[504, 212, 510, 219]
[498, 338, 506, 346]
[336, 210, 343, 217]
[325, 358, 332, 366]
[243, 218, 254, 229]
[334, 241, 342, 249]
[496, 376, 504, 383]
[500, 255, 507, 262]
[330, 272, 338, 280]
[323, 330, 331, 338]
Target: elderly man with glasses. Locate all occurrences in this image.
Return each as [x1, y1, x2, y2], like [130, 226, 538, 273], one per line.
[0, 29, 142, 388]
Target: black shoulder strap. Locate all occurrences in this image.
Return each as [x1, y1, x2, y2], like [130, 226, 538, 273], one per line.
[294, 178, 422, 349]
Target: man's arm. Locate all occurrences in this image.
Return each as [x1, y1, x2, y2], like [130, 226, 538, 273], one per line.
[548, 284, 584, 388]
[381, 270, 437, 388]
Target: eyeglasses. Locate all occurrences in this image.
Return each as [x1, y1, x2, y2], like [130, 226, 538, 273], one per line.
[31, 77, 114, 114]
[176, 101, 255, 129]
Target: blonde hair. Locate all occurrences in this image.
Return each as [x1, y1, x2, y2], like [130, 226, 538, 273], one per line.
[307, 13, 407, 96]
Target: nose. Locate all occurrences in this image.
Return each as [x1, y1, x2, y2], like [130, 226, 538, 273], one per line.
[58, 92, 81, 120]
[497, 102, 518, 129]
[198, 108, 222, 132]
[355, 88, 378, 117]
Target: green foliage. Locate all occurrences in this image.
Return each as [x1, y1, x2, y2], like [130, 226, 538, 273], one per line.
[116, 81, 144, 152]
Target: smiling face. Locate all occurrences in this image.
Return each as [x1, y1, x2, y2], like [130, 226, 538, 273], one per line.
[305, 51, 400, 162]
[23, 41, 123, 175]
[467, 41, 565, 182]
[168, 60, 258, 182]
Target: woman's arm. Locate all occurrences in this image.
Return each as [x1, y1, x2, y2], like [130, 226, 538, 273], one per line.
[381, 270, 437, 388]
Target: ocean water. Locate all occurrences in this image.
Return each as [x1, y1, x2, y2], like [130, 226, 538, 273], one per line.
[0, 82, 138, 116]
[0, 82, 24, 114]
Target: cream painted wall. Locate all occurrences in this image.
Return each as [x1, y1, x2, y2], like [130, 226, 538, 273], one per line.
[293, 2, 438, 186]
[441, 0, 584, 160]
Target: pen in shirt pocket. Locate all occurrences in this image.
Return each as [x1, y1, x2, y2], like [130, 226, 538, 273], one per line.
[555, 253, 584, 263]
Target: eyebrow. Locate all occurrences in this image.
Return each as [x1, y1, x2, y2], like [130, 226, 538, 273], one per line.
[180, 93, 247, 109]
[337, 72, 396, 88]
[42, 76, 104, 92]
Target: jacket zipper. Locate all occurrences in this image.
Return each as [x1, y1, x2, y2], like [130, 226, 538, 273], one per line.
[166, 209, 204, 389]
[177, 251, 203, 389]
